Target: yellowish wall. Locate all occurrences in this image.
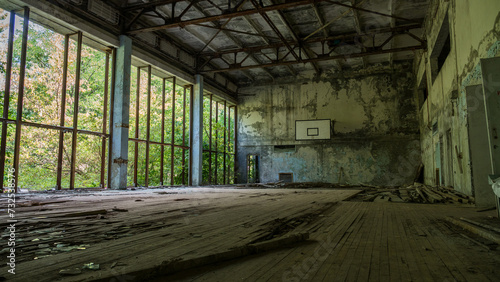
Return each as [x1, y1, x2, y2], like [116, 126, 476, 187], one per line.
[415, 0, 500, 194]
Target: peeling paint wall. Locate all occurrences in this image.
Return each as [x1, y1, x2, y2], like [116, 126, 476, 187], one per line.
[236, 64, 420, 185]
[414, 0, 500, 207]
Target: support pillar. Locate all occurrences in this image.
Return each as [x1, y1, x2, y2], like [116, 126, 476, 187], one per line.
[191, 74, 204, 186]
[110, 35, 132, 189]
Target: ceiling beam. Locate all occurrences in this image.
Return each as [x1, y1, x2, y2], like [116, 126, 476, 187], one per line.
[188, 2, 272, 80]
[250, 0, 301, 62]
[201, 44, 425, 73]
[389, 0, 396, 67]
[240, 15, 296, 76]
[200, 23, 422, 56]
[310, 3, 343, 71]
[127, 0, 332, 34]
[193, 23, 279, 40]
[327, 0, 420, 24]
[311, 4, 328, 38]
[267, 0, 321, 75]
[350, 0, 367, 68]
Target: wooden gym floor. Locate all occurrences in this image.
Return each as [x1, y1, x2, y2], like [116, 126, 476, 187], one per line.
[1, 187, 499, 281]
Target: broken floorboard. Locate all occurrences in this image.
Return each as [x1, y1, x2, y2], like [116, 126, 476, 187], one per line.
[161, 201, 500, 282]
[0, 188, 360, 281]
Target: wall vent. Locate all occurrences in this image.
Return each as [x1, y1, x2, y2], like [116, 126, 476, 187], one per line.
[160, 40, 177, 57]
[136, 33, 159, 47]
[179, 50, 195, 67]
[274, 145, 296, 153]
[88, 0, 119, 25]
[62, 0, 83, 5]
[279, 173, 293, 183]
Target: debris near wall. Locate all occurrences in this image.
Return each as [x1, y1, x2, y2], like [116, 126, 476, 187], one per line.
[235, 182, 474, 205]
[351, 183, 475, 204]
[236, 182, 365, 189]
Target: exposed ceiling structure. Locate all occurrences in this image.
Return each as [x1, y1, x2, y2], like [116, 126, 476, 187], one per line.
[118, 0, 429, 85]
[1, 0, 430, 91]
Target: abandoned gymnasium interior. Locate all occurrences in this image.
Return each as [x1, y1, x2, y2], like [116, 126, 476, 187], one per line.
[1, 0, 500, 281]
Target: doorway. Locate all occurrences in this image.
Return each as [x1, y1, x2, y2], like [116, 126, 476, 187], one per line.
[247, 154, 259, 184]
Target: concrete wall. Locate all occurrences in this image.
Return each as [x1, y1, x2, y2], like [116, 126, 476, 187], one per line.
[414, 0, 500, 207]
[236, 64, 421, 186]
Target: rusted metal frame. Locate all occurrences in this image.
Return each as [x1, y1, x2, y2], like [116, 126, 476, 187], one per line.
[206, 0, 223, 11]
[126, 8, 147, 31]
[129, 138, 189, 149]
[171, 2, 176, 19]
[405, 31, 426, 44]
[234, 0, 249, 10]
[223, 101, 227, 184]
[250, 0, 300, 62]
[160, 78, 166, 185]
[198, 57, 215, 72]
[204, 44, 425, 72]
[311, 4, 328, 38]
[134, 66, 141, 187]
[69, 31, 83, 190]
[279, 48, 293, 61]
[185, 25, 254, 80]
[379, 33, 396, 49]
[12, 8, 29, 192]
[0, 12, 15, 192]
[152, 9, 169, 23]
[178, 0, 200, 19]
[327, 47, 337, 56]
[208, 94, 213, 183]
[200, 23, 422, 56]
[56, 34, 70, 187]
[145, 65, 152, 187]
[188, 85, 194, 186]
[189, 2, 258, 81]
[193, 23, 279, 40]
[214, 101, 219, 184]
[388, 0, 396, 67]
[239, 16, 278, 79]
[1, 118, 107, 137]
[198, 18, 233, 54]
[182, 86, 187, 185]
[260, 51, 274, 62]
[100, 51, 110, 188]
[239, 52, 251, 66]
[76, 128, 108, 137]
[128, 0, 331, 34]
[269, 1, 319, 74]
[107, 48, 117, 189]
[350, 0, 366, 68]
[328, 0, 419, 24]
[170, 77, 176, 186]
[219, 56, 236, 70]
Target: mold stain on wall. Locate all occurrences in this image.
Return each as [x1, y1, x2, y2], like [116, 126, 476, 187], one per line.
[413, 0, 500, 204]
[236, 62, 421, 185]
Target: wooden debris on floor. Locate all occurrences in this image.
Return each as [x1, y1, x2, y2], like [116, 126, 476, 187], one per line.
[234, 182, 356, 189]
[445, 216, 500, 245]
[0, 188, 361, 282]
[348, 183, 474, 204]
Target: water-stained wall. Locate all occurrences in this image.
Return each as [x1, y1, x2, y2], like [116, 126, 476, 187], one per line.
[236, 64, 421, 185]
[413, 0, 500, 207]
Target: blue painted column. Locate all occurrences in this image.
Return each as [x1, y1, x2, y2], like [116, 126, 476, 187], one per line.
[191, 74, 204, 185]
[110, 35, 132, 189]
